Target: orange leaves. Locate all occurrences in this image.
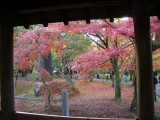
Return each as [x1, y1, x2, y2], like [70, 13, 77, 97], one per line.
[152, 48, 160, 70]
[14, 24, 66, 71]
[40, 68, 51, 82]
[52, 39, 67, 55]
[38, 44, 51, 58]
[18, 59, 33, 71]
[153, 61, 160, 70]
[153, 48, 160, 55]
[28, 50, 39, 61]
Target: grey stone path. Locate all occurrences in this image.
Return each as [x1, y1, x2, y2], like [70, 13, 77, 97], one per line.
[156, 83, 160, 98]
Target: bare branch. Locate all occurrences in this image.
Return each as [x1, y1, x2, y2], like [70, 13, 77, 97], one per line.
[86, 34, 106, 49]
[103, 19, 117, 29]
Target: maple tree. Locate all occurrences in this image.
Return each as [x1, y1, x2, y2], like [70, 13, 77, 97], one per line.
[14, 23, 66, 108]
[50, 32, 92, 85]
[61, 33, 92, 84]
[67, 17, 160, 102]
[107, 17, 160, 111]
[14, 24, 66, 71]
[64, 19, 135, 101]
[14, 22, 90, 107]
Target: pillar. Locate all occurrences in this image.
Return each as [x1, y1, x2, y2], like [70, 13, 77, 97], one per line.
[0, 22, 15, 120]
[133, 1, 155, 120]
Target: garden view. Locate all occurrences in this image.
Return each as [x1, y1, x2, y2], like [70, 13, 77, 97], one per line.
[13, 17, 160, 119]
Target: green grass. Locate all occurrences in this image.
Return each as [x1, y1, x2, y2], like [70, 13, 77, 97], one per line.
[16, 80, 34, 95]
[26, 71, 40, 79]
[155, 98, 160, 119]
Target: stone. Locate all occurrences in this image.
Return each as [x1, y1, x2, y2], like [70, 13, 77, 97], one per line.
[34, 82, 43, 97]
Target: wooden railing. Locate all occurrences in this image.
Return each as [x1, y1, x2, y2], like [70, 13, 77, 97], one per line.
[0, 110, 136, 120]
[14, 112, 136, 120]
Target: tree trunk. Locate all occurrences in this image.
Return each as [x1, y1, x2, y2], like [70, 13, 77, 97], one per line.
[41, 78, 51, 109]
[64, 74, 73, 85]
[130, 70, 134, 81]
[130, 73, 137, 112]
[130, 58, 137, 112]
[112, 78, 114, 87]
[62, 57, 74, 86]
[130, 90, 137, 113]
[40, 51, 53, 109]
[113, 59, 121, 101]
[40, 52, 53, 75]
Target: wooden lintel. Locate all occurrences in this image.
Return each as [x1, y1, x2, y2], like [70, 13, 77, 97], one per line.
[63, 21, 69, 26]
[86, 19, 90, 24]
[109, 18, 114, 22]
[43, 23, 48, 27]
[15, 1, 121, 14]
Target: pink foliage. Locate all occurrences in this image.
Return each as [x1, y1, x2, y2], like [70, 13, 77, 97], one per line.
[117, 16, 160, 37]
[65, 17, 160, 39]
[116, 18, 134, 37]
[14, 17, 160, 71]
[63, 20, 117, 37]
[150, 16, 160, 34]
[72, 48, 126, 77]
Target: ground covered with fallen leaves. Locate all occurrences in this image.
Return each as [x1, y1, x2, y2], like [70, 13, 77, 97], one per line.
[15, 79, 160, 119]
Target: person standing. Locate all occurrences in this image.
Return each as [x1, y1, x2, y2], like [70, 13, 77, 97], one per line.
[124, 69, 128, 82]
[153, 70, 158, 101]
[97, 73, 100, 79]
[153, 70, 158, 89]
[69, 69, 73, 78]
[153, 69, 157, 77]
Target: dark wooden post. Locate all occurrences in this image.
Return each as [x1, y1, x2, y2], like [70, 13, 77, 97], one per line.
[0, 22, 15, 120]
[133, 1, 155, 120]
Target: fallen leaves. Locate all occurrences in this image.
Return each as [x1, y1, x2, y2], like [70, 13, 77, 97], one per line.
[15, 79, 137, 118]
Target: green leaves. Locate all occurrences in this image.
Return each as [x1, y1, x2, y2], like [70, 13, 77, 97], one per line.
[63, 33, 92, 59]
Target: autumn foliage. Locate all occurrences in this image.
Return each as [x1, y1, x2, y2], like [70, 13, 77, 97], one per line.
[14, 24, 67, 71]
[39, 67, 79, 99]
[40, 79, 80, 97]
[72, 48, 126, 77]
[14, 16, 160, 72]
[39, 68, 51, 81]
